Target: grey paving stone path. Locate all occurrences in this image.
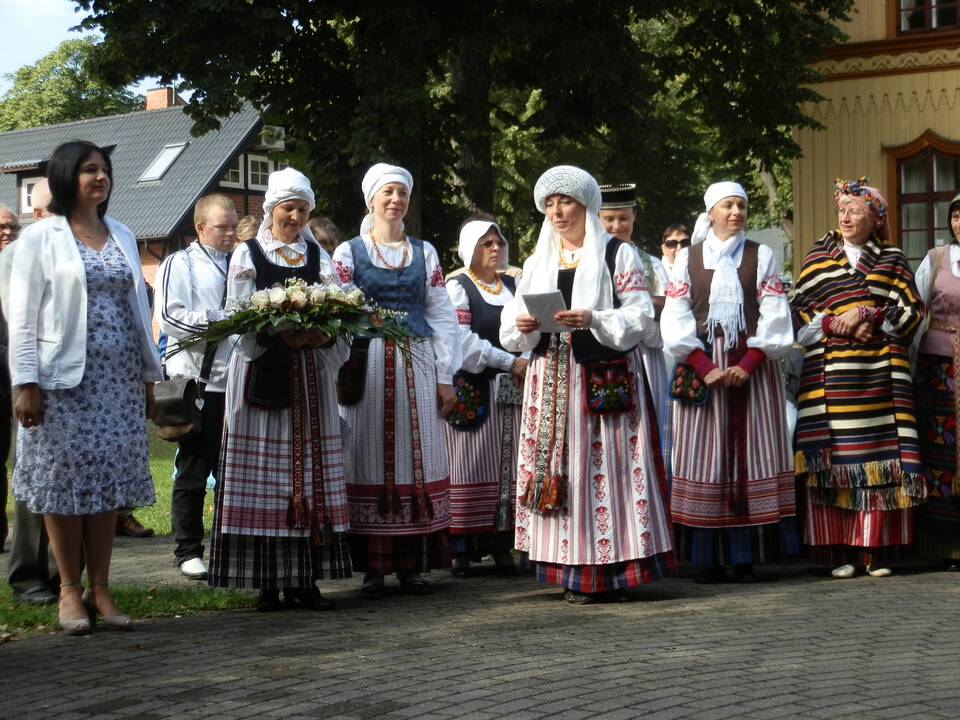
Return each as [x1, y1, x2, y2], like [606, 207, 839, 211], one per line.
[2, 537, 959, 719]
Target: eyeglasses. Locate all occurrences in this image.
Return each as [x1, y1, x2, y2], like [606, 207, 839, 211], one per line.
[663, 238, 690, 249]
[480, 238, 507, 249]
[204, 224, 238, 235]
[0, 223, 22, 233]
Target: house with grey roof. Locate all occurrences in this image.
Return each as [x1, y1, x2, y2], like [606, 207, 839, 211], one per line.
[0, 88, 285, 282]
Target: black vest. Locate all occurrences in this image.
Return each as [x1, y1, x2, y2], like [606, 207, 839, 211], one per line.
[452, 273, 518, 379]
[247, 237, 321, 289]
[533, 238, 630, 362]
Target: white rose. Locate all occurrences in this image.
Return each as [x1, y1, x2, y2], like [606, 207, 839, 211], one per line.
[289, 289, 308, 310]
[347, 288, 365, 305]
[268, 287, 287, 308]
[326, 286, 346, 301]
[249, 290, 270, 311]
[308, 287, 326, 305]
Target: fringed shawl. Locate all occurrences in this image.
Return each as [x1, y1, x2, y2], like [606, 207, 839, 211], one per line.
[791, 231, 927, 511]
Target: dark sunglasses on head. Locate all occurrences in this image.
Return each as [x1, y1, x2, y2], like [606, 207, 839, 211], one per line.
[480, 238, 507, 249]
[664, 237, 690, 249]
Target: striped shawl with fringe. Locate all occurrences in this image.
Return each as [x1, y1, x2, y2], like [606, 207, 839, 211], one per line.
[791, 231, 927, 512]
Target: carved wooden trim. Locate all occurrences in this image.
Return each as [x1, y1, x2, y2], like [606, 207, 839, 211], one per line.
[821, 29, 960, 60]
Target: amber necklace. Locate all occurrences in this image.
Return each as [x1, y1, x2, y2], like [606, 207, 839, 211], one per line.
[370, 230, 409, 270]
[558, 244, 582, 270]
[467, 269, 503, 295]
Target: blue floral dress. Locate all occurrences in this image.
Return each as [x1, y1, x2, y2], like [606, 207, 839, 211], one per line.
[13, 237, 155, 515]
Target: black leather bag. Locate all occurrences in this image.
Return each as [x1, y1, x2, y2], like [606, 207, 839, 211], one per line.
[153, 345, 217, 441]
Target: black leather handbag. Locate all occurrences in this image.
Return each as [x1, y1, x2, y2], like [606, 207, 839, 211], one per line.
[153, 345, 216, 441]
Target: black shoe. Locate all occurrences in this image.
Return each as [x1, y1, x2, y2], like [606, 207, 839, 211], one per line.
[563, 589, 595, 604]
[694, 566, 727, 584]
[256, 589, 283, 612]
[451, 557, 470, 578]
[12, 584, 58, 606]
[283, 587, 336, 610]
[361, 574, 386, 599]
[732, 564, 761, 583]
[399, 572, 431, 595]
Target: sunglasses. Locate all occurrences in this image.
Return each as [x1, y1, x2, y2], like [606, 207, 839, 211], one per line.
[663, 238, 690, 249]
[0, 223, 21, 232]
[480, 238, 507, 249]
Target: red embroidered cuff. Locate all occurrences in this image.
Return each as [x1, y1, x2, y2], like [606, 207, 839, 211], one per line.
[686, 349, 717, 379]
[737, 348, 766, 376]
[822, 316, 836, 336]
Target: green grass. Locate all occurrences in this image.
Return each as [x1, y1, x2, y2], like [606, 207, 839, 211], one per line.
[0, 582, 255, 640]
[134, 425, 216, 536]
[4, 424, 215, 537]
[2, 424, 228, 640]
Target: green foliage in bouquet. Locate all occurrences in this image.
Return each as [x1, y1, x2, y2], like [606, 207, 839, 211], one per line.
[168, 278, 417, 357]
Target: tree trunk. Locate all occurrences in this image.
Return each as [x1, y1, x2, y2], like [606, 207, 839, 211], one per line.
[449, 32, 493, 215]
[753, 158, 794, 242]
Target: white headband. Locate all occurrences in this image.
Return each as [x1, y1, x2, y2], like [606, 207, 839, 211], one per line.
[362, 163, 413, 207]
[703, 181, 747, 212]
[263, 167, 316, 216]
[458, 220, 508, 269]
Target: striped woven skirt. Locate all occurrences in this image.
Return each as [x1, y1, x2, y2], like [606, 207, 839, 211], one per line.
[444, 377, 521, 535]
[914, 353, 960, 560]
[670, 348, 796, 567]
[209, 349, 353, 589]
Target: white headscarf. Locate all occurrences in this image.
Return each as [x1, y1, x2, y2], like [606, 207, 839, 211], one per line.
[258, 167, 317, 245]
[692, 181, 749, 350]
[359, 163, 414, 236]
[458, 220, 508, 270]
[516, 165, 612, 311]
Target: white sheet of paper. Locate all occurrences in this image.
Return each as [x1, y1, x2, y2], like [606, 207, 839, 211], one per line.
[522, 291, 568, 333]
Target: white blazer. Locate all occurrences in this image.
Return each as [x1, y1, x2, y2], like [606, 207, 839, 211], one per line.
[7, 214, 163, 389]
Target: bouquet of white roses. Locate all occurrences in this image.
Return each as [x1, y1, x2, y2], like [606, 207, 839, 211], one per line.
[168, 277, 415, 355]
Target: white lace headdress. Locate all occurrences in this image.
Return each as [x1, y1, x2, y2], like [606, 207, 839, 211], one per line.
[516, 165, 613, 311]
[458, 220, 508, 270]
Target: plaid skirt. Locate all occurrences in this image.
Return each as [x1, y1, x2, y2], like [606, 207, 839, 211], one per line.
[535, 551, 675, 593]
[208, 532, 352, 589]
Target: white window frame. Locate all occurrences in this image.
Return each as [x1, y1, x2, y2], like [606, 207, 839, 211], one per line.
[247, 154, 273, 191]
[19, 174, 45, 215]
[220, 154, 244, 189]
[138, 143, 188, 183]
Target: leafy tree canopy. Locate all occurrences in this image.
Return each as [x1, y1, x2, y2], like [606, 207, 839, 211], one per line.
[0, 36, 143, 132]
[75, 0, 852, 262]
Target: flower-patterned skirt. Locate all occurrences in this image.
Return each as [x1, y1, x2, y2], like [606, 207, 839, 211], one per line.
[514, 344, 673, 578]
[13, 238, 154, 515]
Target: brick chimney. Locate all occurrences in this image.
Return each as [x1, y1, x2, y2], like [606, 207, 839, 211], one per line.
[145, 87, 186, 111]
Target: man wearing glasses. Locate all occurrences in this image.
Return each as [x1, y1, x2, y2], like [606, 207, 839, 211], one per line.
[660, 224, 691, 279]
[155, 194, 238, 580]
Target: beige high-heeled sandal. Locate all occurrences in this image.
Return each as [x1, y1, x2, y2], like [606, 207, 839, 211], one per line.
[58, 581, 92, 636]
[84, 584, 133, 631]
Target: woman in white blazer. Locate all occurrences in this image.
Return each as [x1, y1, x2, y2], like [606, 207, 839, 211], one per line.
[8, 141, 162, 634]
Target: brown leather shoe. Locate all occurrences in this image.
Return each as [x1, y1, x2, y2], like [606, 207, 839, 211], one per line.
[116, 514, 155, 538]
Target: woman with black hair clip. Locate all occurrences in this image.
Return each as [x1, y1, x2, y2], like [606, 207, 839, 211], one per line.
[8, 140, 162, 633]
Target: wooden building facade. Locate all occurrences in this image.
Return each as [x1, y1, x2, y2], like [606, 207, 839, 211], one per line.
[794, 0, 960, 269]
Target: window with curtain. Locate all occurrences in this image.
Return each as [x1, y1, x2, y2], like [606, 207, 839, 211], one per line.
[898, 148, 960, 267]
[899, 0, 959, 33]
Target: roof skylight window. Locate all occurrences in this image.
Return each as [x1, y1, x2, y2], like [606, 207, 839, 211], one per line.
[138, 143, 187, 182]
